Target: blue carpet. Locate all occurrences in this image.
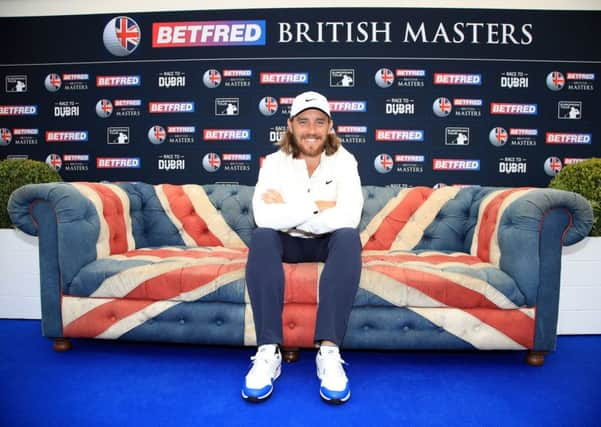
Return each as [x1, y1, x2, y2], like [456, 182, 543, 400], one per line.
[1, 320, 600, 427]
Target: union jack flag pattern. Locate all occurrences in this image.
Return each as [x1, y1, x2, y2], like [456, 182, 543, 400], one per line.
[7, 182, 594, 353]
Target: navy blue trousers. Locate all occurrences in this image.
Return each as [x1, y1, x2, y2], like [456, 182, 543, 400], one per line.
[245, 227, 362, 347]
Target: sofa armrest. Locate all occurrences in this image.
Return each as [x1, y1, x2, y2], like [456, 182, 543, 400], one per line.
[468, 187, 593, 305]
[8, 182, 106, 288]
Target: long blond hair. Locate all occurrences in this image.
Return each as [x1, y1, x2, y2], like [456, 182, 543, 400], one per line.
[278, 130, 341, 158]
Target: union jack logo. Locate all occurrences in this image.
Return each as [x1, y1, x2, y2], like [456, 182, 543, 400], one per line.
[0, 128, 11, 144]
[547, 156, 562, 175]
[433, 97, 452, 117]
[46, 154, 62, 171]
[493, 127, 508, 145]
[375, 68, 394, 88]
[375, 153, 394, 174]
[204, 69, 222, 88]
[203, 153, 221, 172]
[115, 17, 140, 52]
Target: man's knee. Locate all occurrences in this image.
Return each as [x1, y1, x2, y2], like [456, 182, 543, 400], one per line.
[330, 228, 361, 249]
[250, 227, 281, 248]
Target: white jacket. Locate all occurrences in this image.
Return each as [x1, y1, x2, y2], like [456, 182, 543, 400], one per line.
[252, 146, 364, 236]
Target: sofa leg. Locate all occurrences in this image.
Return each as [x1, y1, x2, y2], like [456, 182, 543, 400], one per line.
[53, 338, 72, 352]
[282, 347, 300, 363]
[526, 350, 546, 366]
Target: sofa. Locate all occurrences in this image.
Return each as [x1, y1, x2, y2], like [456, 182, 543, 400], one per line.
[8, 182, 593, 365]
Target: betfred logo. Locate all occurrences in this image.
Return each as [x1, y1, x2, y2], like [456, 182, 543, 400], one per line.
[96, 75, 141, 87]
[337, 126, 367, 134]
[567, 73, 595, 81]
[260, 73, 309, 84]
[152, 20, 266, 47]
[434, 73, 482, 85]
[432, 158, 480, 171]
[45, 131, 88, 142]
[375, 129, 424, 142]
[203, 129, 251, 141]
[329, 101, 367, 113]
[97, 157, 141, 168]
[149, 102, 195, 113]
[490, 103, 538, 115]
[545, 132, 592, 144]
[0, 105, 37, 116]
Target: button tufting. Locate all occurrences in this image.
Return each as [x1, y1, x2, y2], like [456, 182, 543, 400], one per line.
[216, 319, 223, 326]
[179, 318, 185, 325]
[402, 325, 410, 332]
[288, 322, 295, 329]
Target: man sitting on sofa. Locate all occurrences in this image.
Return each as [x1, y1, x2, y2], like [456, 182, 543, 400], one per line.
[242, 91, 364, 404]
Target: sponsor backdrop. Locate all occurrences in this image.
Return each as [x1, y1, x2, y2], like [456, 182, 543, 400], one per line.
[0, 8, 599, 187]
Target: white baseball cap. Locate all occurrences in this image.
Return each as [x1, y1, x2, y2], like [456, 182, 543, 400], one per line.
[289, 91, 331, 118]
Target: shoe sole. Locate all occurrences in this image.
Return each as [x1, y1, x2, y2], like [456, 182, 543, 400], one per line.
[241, 362, 282, 403]
[319, 389, 351, 405]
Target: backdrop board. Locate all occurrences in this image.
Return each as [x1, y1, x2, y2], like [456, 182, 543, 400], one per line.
[0, 8, 599, 187]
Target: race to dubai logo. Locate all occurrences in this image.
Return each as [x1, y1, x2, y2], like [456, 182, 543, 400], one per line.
[432, 97, 452, 117]
[374, 68, 394, 88]
[103, 16, 141, 56]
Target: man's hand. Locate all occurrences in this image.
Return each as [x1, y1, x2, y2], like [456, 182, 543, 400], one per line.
[261, 189, 284, 204]
[315, 200, 336, 212]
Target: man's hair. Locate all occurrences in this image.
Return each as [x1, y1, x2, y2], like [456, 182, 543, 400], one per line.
[278, 129, 341, 158]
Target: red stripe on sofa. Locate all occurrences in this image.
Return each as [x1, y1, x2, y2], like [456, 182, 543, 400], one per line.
[161, 184, 224, 247]
[63, 299, 155, 338]
[282, 263, 319, 347]
[463, 308, 535, 349]
[364, 187, 434, 250]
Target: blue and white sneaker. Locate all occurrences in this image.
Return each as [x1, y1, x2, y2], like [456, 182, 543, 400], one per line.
[316, 345, 351, 404]
[242, 344, 282, 402]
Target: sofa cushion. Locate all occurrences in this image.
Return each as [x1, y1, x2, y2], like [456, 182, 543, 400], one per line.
[357, 250, 526, 309]
[67, 246, 249, 303]
[67, 246, 525, 311]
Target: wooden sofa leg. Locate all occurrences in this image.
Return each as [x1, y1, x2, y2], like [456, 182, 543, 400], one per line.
[53, 338, 72, 352]
[526, 350, 546, 366]
[281, 347, 300, 363]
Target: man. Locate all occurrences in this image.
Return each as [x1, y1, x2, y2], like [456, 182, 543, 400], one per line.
[242, 91, 364, 404]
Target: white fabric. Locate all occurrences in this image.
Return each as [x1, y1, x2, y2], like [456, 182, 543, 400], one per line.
[252, 146, 363, 237]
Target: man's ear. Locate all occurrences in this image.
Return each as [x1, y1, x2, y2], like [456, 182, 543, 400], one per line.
[287, 118, 293, 132]
[329, 119, 335, 134]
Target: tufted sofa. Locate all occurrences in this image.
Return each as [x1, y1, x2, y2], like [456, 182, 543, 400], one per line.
[8, 182, 593, 365]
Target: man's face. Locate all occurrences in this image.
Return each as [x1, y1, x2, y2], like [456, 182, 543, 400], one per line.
[288, 108, 332, 158]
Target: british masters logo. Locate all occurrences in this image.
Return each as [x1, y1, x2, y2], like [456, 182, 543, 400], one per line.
[546, 71, 565, 91]
[544, 156, 562, 176]
[259, 97, 279, 116]
[96, 99, 142, 118]
[330, 69, 355, 87]
[374, 68, 394, 88]
[148, 125, 195, 144]
[336, 126, 367, 144]
[46, 73, 89, 91]
[203, 69, 222, 88]
[395, 69, 426, 88]
[374, 154, 394, 174]
[103, 16, 141, 56]
[0, 128, 11, 146]
[202, 153, 221, 172]
[433, 97, 452, 117]
[5, 75, 27, 93]
[558, 101, 582, 119]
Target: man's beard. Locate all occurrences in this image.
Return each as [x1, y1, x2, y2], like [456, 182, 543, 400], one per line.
[293, 133, 327, 157]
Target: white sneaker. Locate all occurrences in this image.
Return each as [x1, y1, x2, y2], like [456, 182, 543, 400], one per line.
[241, 344, 282, 402]
[316, 345, 351, 404]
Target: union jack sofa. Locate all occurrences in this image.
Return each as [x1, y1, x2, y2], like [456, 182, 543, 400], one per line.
[8, 182, 593, 365]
